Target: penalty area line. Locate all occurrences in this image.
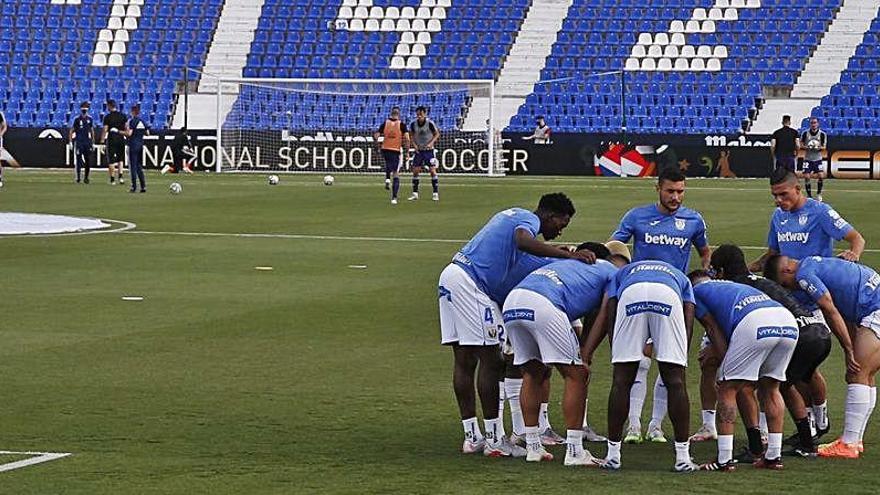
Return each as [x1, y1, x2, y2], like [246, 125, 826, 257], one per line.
[0, 451, 71, 473]
[120, 230, 880, 253]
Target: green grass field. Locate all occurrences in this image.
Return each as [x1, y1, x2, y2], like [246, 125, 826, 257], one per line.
[1, 171, 879, 494]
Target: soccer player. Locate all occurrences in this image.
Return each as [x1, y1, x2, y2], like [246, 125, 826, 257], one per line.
[0, 108, 7, 187]
[70, 101, 94, 184]
[102, 99, 127, 185]
[122, 104, 149, 193]
[583, 260, 698, 472]
[163, 127, 195, 174]
[710, 244, 832, 458]
[771, 114, 800, 172]
[438, 194, 595, 457]
[800, 117, 828, 201]
[764, 255, 880, 458]
[373, 106, 408, 204]
[503, 242, 630, 465]
[610, 167, 710, 443]
[521, 115, 551, 144]
[407, 106, 440, 202]
[689, 272, 798, 471]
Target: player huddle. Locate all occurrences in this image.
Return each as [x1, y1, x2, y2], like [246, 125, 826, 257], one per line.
[438, 167, 877, 471]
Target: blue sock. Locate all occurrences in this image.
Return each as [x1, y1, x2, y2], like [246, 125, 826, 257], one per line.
[432, 176, 438, 193]
[392, 177, 400, 199]
[413, 178, 420, 193]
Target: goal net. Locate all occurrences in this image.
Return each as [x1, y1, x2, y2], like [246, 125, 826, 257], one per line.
[215, 78, 500, 175]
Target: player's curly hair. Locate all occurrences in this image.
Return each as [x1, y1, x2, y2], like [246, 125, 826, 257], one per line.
[575, 242, 610, 259]
[537, 192, 575, 217]
[710, 244, 749, 279]
[687, 269, 712, 284]
[762, 254, 785, 283]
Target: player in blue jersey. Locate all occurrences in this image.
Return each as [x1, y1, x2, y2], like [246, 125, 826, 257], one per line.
[688, 272, 798, 471]
[582, 260, 698, 472]
[123, 104, 149, 193]
[69, 102, 94, 184]
[611, 168, 710, 444]
[503, 242, 630, 466]
[438, 193, 595, 457]
[765, 255, 880, 459]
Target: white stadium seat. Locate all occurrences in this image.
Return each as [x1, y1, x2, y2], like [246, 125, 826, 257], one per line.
[724, 8, 738, 20]
[349, 19, 364, 30]
[129, 0, 143, 5]
[357, 0, 371, 5]
[417, 7, 431, 19]
[400, 7, 415, 19]
[625, 58, 640, 70]
[746, 0, 761, 7]
[432, 7, 446, 19]
[647, 45, 662, 57]
[664, 45, 679, 58]
[99, 29, 113, 42]
[680, 45, 696, 58]
[406, 56, 421, 69]
[364, 19, 379, 31]
[385, 6, 399, 18]
[701, 20, 716, 33]
[395, 19, 411, 31]
[716, 0, 731, 7]
[338, 6, 353, 19]
[427, 19, 441, 32]
[107, 54, 123, 67]
[126, 5, 141, 17]
[112, 5, 125, 16]
[657, 58, 672, 71]
[731, 0, 746, 7]
[670, 20, 684, 33]
[108, 17, 123, 29]
[654, 33, 669, 45]
[640, 58, 657, 71]
[123, 17, 138, 29]
[95, 41, 110, 54]
[401, 31, 415, 43]
[696, 45, 712, 58]
[51, 0, 65, 4]
[369, 6, 383, 19]
[416, 32, 431, 44]
[692, 8, 707, 20]
[674, 58, 690, 70]
[354, 6, 368, 19]
[708, 8, 722, 20]
[411, 19, 427, 31]
[685, 20, 700, 33]
[111, 41, 127, 54]
[637, 32, 652, 45]
[380, 19, 395, 31]
[631, 45, 646, 58]
[670, 33, 686, 45]
[411, 43, 426, 56]
[437, 0, 451, 7]
[395, 44, 410, 56]
[690, 58, 706, 70]
[423, 0, 436, 6]
[92, 54, 107, 66]
[707, 58, 722, 71]
[713, 45, 728, 58]
[390, 56, 405, 69]
[343, 0, 356, 6]
[114, 29, 129, 42]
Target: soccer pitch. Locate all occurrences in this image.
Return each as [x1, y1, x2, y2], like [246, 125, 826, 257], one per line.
[1, 172, 879, 494]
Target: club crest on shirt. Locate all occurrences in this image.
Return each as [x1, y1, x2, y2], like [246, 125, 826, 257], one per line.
[675, 218, 686, 231]
[798, 214, 809, 226]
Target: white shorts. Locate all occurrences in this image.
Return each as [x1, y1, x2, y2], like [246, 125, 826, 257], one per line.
[503, 289, 582, 366]
[438, 263, 503, 346]
[859, 309, 880, 340]
[612, 282, 688, 367]
[719, 307, 798, 382]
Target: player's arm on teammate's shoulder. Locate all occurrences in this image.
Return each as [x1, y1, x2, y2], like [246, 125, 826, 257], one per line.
[815, 292, 860, 375]
[514, 228, 595, 263]
[698, 313, 728, 357]
[581, 295, 611, 369]
[748, 249, 777, 273]
[839, 229, 865, 262]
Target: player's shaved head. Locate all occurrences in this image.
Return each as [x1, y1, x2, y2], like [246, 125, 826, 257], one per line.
[687, 269, 712, 285]
[710, 244, 749, 279]
[769, 168, 804, 211]
[762, 254, 797, 288]
[769, 167, 797, 186]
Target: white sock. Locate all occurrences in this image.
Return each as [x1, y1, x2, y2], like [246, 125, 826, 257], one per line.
[843, 384, 871, 444]
[807, 408, 818, 437]
[505, 378, 525, 435]
[606, 440, 621, 461]
[766, 432, 782, 460]
[497, 381, 507, 438]
[758, 412, 768, 435]
[583, 398, 590, 429]
[674, 441, 691, 464]
[463, 417, 483, 442]
[525, 425, 542, 452]
[539, 402, 551, 431]
[628, 357, 650, 430]
[649, 375, 668, 429]
[859, 387, 876, 442]
[484, 418, 501, 446]
[718, 434, 734, 464]
[566, 429, 585, 458]
[701, 410, 717, 433]
[812, 401, 829, 431]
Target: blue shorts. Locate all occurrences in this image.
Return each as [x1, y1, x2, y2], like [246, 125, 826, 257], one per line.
[775, 156, 795, 172]
[804, 160, 824, 174]
[412, 149, 437, 169]
[381, 149, 400, 174]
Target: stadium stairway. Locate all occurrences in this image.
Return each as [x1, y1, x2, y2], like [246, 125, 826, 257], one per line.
[463, 0, 573, 130]
[750, 0, 879, 133]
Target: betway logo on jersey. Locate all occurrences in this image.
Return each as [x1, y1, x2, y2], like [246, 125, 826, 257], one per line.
[734, 294, 771, 311]
[777, 232, 810, 244]
[643, 232, 688, 248]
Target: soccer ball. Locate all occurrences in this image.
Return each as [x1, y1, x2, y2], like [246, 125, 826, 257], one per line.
[808, 139, 821, 150]
[169, 182, 182, 194]
[268, 175, 280, 185]
[323, 175, 335, 186]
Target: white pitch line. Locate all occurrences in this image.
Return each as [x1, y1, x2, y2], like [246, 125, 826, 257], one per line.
[121, 230, 880, 253]
[0, 451, 71, 473]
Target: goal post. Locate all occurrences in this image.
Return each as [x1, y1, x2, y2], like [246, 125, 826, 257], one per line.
[215, 78, 502, 176]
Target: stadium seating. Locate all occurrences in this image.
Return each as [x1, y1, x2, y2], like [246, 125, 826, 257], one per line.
[807, 17, 880, 136]
[0, 0, 222, 129]
[510, 0, 841, 134]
